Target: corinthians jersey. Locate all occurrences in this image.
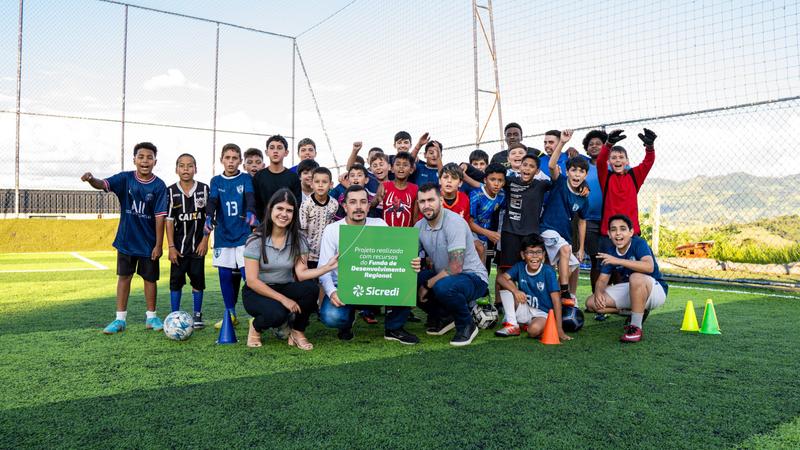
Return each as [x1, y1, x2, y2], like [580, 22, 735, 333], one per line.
[167, 181, 209, 256]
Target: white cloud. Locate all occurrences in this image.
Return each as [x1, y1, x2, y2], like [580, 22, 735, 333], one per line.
[143, 69, 204, 91]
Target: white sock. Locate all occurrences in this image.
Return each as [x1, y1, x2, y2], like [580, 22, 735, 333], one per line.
[145, 310, 157, 319]
[499, 290, 518, 327]
[116, 311, 127, 321]
[630, 312, 644, 328]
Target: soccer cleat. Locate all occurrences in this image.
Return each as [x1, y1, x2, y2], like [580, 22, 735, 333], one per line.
[494, 322, 520, 337]
[561, 294, 576, 308]
[145, 316, 164, 331]
[384, 328, 420, 345]
[520, 323, 529, 333]
[193, 312, 205, 329]
[620, 325, 643, 343]
[594, 313, 608, 321]
[426, 319, 455, 336]
[624, 310, 650, 326]
[406, 311, 422, 323]
[214, 313, 239, 329]
[103, 319, 126, 334]
[450, 323, 479, 346]
[337, 327, 355, 341]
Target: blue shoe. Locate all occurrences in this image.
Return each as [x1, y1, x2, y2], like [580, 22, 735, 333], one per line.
[146, 316, 164, 331]
[103, 319, 126, 334]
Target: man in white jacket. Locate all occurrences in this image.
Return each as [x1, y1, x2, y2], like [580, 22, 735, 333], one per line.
[318, 185, 421, 345]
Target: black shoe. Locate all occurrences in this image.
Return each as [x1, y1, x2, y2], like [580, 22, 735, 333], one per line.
[407, 311, 422, 323]
[193, 312, 205, 329]
[426, 319, 455, 336]
[337, 327, 354, 341]
[450, 323, 479, 346]
[594, 313, 607, 322]
[384, 328, 419, 345]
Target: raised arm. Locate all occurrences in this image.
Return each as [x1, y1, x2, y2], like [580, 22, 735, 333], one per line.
[410, 132, 430, 161]
[549, 129, 573, 180]
[345, 141, 363, 171]
[632, 128, 657, 189]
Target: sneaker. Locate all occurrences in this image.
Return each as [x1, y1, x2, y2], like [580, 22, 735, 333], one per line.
[145, 316, 163, 331]
[561, 294, 576, 308]
[273, 321, 290, 340]
[426, 319, 455, 336]
[494, 322, 520, 337]
[337, 327, 355, 341]
[594, 313, 607, 322]
[103, 319, 126, 334]
[361, 313, 378, 325]
[193, 312, 205, 329]
[384, 328, 420, 345]
[450, 323, 479, 346]
[214, 313, 239, 329]
[406, 311, 422, 323]
[620, 325, 643, 343]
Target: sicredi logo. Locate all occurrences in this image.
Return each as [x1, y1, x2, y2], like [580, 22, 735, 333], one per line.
[352, 285, 399, 297]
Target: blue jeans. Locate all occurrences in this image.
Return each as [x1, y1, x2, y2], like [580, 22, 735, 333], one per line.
[418, 270, 488, 331]
[319, 293, 410, 331]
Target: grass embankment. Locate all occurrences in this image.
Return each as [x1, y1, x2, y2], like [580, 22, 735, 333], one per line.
[0, 219, 119, 253]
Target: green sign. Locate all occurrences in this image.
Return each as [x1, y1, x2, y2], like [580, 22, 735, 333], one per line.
[338, 225, 419, 306]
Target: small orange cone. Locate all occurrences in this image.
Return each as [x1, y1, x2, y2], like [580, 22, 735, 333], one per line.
[540, 309, 561, 345]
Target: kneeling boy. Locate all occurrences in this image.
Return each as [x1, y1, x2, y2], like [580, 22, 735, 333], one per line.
[585, 214, 668, 343]
[495, 235, 571, 341]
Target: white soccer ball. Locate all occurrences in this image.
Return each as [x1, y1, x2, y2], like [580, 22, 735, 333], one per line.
[163, 311, 194, 341]
[472, 303, 499, 329]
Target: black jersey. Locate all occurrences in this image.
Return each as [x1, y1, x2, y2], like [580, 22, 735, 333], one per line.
[167, 181, 209, 256]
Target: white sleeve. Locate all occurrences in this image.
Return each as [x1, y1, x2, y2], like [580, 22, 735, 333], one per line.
[318, 223, 338, 296]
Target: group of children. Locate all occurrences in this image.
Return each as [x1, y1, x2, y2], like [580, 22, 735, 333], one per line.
[82, 124, 667, 344]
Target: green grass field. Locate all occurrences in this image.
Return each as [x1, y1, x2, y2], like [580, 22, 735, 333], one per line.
[1, 251, 799, 449]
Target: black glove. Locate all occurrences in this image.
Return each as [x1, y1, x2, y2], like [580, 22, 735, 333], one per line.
[638, 128, 657, 146]
[606, 129, 626, 145]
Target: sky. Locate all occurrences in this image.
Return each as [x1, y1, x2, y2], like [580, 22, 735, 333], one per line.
[0, 0, 798, 190]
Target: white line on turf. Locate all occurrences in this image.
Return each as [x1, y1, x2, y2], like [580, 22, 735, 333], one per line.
[577, 276, 799, 300]
[70, 252, 108, 270]
[0, 268, 104, 273]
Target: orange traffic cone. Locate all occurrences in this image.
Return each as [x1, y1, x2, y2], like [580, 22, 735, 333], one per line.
[540, 309, 561, 345]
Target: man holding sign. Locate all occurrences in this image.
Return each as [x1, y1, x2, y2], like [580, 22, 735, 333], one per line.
[416, 183, 490, 346]
[318, 185, 422, 344]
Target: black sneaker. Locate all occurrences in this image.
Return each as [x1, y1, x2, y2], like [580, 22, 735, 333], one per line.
[407, 311, 422, 323]
[450, 323, 479, 346]
[193, 312, 205, 329]
[426, 319, 455, 336]
[384, 328, 420, 345]
[337, 327, 354, 341]
[594, 313, 607, 322]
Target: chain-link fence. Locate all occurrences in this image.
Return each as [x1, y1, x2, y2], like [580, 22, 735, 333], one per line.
[1, 0, 798, 286]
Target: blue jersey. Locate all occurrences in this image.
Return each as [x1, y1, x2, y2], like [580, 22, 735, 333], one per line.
[540, 176, 589, 244]
[103, 171, 168, 257]
[538, 153, 569, 178]
[585, 160, 603, 222]
[209, 172, 254, 248]
[409, 161, 439, 187]
[506, 262, 559, 312]
[469, 184, 505, 242]
[601, 236, 668, 294]
[365, 173, 381, 196]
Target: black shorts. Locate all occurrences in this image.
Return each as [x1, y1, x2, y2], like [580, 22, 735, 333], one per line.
[306, 260, 319, 269]
[496, 232, 538, 269]
[584, 220, 602, 257]
[117, 251, 160, 282]
[170, 255, 205, 291]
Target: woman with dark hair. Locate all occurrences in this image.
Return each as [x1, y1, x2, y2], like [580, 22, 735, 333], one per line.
[243, 188, 337, 350]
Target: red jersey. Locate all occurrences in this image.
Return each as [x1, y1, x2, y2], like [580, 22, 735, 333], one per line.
[597, 143, 655, 236]
[442, 191, 471, 222]
[382, 181, 418, 227]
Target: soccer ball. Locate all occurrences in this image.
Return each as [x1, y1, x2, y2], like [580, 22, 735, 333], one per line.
[472, 303, 499, 329]
[561, 306, 585, 332]
[163, 311, 194, 341]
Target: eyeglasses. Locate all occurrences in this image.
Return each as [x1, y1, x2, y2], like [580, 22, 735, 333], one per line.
[523, 250, 544, 256]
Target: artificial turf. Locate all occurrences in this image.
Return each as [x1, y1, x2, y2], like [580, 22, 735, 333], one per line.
[0, 251, 798, 449]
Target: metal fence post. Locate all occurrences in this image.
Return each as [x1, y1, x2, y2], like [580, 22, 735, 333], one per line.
[212, 22, 220, 176]
[14, 0, 24, 217]
[291, 38, 296, 167]
[120, 4, 128, 171]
